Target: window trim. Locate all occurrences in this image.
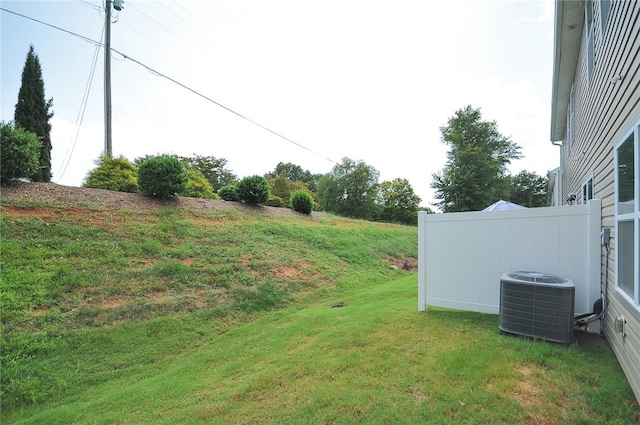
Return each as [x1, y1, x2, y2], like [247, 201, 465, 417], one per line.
[585, 1, 595, 85]
[567, 85, 575, 150]
[614, 119, 640, 309]
[598, 0, 611, 39]
[581, 173, 594, 204]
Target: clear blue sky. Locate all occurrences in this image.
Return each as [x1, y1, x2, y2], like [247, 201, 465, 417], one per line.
[1, 0, 558, 207]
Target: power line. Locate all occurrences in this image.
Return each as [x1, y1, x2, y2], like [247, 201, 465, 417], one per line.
[169, 0, 215, 34]
[1, 8, 101, 47]
[0, 7, 338, 165]
[118, 19, 175, 55]
[113, 52, 338, 164]
[126, 2, 201, 53]
[58, 22, 105, 179]
[79, 0, 101, 12]
[155, 0, 209, 40]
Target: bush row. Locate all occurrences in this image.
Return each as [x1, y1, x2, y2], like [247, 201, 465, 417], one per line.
[82, 155, 312, 212]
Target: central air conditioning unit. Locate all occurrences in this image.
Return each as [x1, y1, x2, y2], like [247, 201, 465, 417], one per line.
[499, 271, 575, 344]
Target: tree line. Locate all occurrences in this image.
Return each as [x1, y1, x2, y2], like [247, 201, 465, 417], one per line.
[431, 105, 548, 212]
[2, 46, 548, 225]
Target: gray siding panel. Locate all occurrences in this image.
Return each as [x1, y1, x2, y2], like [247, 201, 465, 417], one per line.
[560, 0, 640, 402]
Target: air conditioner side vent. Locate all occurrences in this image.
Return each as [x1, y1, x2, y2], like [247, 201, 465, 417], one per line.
[499, 271, 575, 344]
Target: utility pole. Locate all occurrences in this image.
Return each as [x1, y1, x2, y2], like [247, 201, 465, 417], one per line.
[104, 0, 112, 158]
[104, 0, 123, 158]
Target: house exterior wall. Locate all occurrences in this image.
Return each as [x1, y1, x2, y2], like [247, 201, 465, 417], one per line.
[553, 0, 640, 402]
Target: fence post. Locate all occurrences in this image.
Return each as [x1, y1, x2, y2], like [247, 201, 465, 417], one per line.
[418, 211, 428, 312]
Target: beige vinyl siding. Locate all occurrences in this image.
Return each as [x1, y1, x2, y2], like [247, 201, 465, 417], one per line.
[562, 2, 638, 202]
[605, 290, 640, 401]
[561, 1, 640, 401]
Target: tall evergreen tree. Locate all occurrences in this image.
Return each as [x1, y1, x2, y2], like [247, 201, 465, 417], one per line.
[14, 45, 53, 182]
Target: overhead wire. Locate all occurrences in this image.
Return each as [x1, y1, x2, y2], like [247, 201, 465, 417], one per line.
[169, 0, 215, 34]
[154, 0, 209, 39]
[57, 22, 105, 179]
[117, 19, 175, 54]
[0, 7, 338, 165]
[1, 8, 101, 47]
[79, 0, 102, 12]
[159, 0, 235, 55]
[112, 51, 338, 164]
[125, 2, 202, 53]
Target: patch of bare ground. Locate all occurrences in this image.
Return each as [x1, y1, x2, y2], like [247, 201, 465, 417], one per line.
[514, 365, 558, 425]
[573, 328, 607, 347]
[1, 182, 324, 219]
[385, 256, 418, 272]
[94, 295, 131, 309]
[67, 288, 226, 313]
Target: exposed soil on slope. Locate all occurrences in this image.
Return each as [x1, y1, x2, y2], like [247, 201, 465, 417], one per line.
[0, 181, 317, 218]
[1, 182, 418, 272]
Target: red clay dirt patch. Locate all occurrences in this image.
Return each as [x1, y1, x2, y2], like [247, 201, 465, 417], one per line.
[4, 206, 58, 223]
[245, 260, 319, 282]
[385, 256, 418, 272]
[4, 206, 50, 216]
[3, 205, 113, 227]
[32, 307, 51, 315]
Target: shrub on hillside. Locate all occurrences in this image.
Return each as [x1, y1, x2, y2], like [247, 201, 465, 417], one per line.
[83, 155, 138, 193]
[0, 121, 40, 185]
[265, 196, 285, 208]
[289, 189, 314, 214]
[181, 167, 217, 199]
[137, 155, 187, 199]
[236, 176, 270, 205]
[218, 185, 239, 201]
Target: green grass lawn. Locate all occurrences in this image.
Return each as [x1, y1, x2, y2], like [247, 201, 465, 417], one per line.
[2, 198, 638, 424]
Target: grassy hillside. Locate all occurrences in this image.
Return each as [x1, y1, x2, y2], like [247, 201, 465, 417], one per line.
[1, 185, 638, 424]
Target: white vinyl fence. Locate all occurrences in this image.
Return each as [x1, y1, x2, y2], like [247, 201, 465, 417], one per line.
[418, 200, 601, 316]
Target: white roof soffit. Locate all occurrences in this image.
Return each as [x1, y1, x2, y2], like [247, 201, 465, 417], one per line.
[550, 0, 584, 142]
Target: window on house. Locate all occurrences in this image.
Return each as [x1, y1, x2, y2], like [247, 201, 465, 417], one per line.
[567, 85, 575, 150]
[599, 0, 611, 38]
[615, 122, 640, 308]
[581, 175, 594, 204]
[585, 1, 595, 84]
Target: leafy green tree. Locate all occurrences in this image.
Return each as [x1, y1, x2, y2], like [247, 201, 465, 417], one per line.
[83, 155, 138, 193]
[375, 178, 421, 225]
[266, 162, 320, 192]
[138, 155, 187, 199]
[509, 170, 547, 207]
[14, 45, 53, 182]
[181, 167, 218, 199]
[317, 157, 380, 220]
[266, 172, 314, 207]
[265, 195, 286, 208]
[431, 105, 521, 212]
[420, 206, 436, 214]
[0, 121, 40, 185]
[236, 175, 270, 205]
[179, 155, 237, 193]
[267, 173, 292, 201]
